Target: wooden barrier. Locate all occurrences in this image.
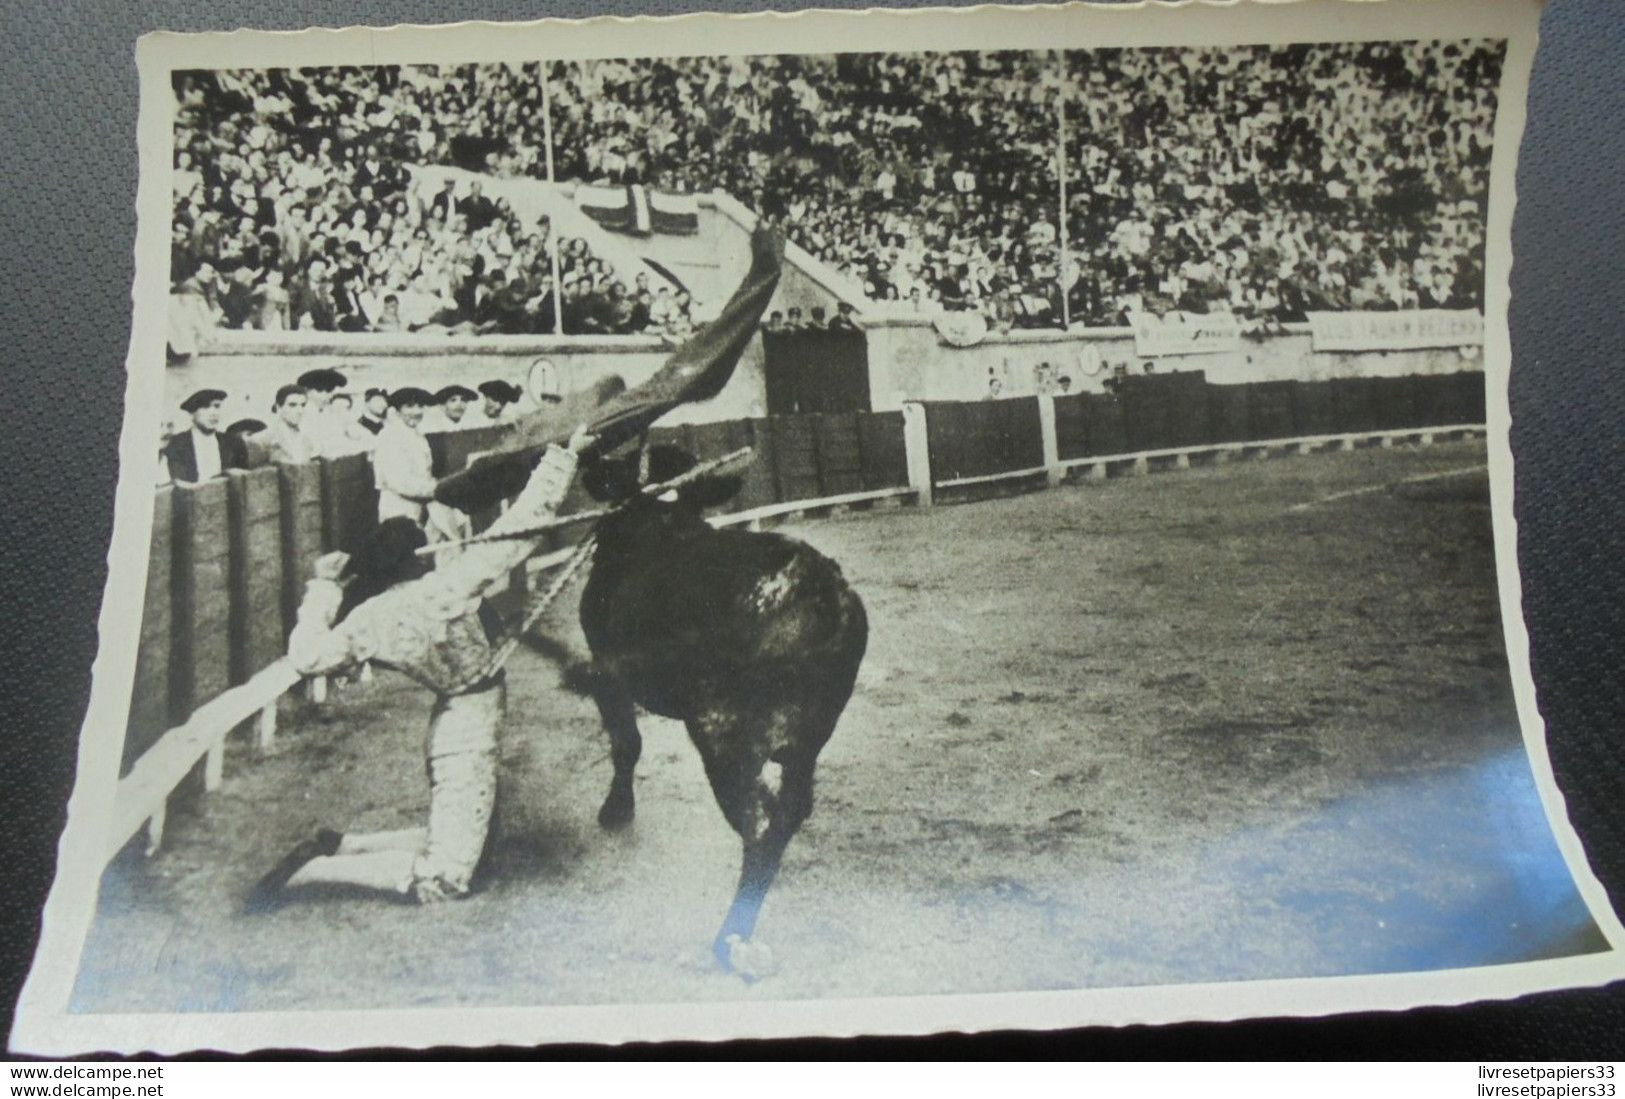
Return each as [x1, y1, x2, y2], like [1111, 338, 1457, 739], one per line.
[1450, 370, 1487, 424]
[169, 479, 233, 729]
[1291, 380, 1339, 439]
[1207, 384, 1252, 445]
[320, 453, 378, 554]
[922, 397, 1045, 484]
[123, 489, 172, 774]
[277, 463, 323, 643]
[114, 660, 300, 858]
[768, 415, 823, 503]
[227, 468, 286, 684]
[1114, 375, 1187, 451]
[858, 411, 909, 491]
[1055, 425, 1484, 485]
[813, 413, 865, 496]
[1247, 381, 1298, 442]
[733, 420, 779, 512]
[1080, 393, 1129, 457]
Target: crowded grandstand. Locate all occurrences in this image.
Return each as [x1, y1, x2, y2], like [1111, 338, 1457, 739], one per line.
[170, 40, 1502, 336]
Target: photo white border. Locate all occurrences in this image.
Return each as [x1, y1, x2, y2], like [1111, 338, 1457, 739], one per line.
[14, 0, 1624, 1055]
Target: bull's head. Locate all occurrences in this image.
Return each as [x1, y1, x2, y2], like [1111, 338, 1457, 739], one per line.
[582, 443, 743, 513]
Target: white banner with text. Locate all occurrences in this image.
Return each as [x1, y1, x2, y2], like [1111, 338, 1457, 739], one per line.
[1307, 309, 1484, 352]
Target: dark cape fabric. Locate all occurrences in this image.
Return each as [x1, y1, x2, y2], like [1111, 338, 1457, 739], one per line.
[434, 224, 783, 514]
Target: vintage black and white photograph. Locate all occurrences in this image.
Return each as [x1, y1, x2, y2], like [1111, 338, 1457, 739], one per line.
[13, 0, 1624, 1054]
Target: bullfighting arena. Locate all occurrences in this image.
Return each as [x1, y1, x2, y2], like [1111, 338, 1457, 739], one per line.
[71, 438, 1604, 1013]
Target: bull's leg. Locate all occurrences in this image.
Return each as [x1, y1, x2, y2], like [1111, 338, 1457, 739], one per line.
[592, 679, 642, 829]
[712, 752, 817, 970]
[688, 706, 821, 974]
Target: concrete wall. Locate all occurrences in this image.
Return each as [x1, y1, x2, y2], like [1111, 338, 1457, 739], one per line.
[861, 319, 1486, 410]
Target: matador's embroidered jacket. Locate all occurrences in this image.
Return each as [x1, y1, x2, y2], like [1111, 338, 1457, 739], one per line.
[287, 445, 579, 695]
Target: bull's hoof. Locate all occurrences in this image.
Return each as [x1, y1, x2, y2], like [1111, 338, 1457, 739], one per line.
[716, 933, 777, 982]
[597, 792, 635, 830]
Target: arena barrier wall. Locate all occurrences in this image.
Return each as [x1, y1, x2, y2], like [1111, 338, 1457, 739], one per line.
[110, 375, 1484, 865]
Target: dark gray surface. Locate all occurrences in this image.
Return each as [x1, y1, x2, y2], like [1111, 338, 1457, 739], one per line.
[1, 0, 1619, 1058]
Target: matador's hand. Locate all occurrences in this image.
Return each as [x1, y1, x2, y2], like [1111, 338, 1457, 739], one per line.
[312, 551, 350, 582]
[566, 424, 598, 455]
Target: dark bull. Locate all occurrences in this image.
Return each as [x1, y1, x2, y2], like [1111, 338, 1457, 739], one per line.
[573, 446, 868, 972]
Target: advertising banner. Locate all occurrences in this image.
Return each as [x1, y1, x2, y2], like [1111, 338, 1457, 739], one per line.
[1130, 311, 1243, 357]
[1307, 309, 1483, 352]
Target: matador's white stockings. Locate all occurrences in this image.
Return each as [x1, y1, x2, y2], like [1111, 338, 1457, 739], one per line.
[287, 683, 504, 903]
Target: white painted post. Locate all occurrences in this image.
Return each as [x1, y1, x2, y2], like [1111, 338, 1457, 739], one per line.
[1037, 394, 1064, 488]
[256, 701, 277, 752]
[204, 734, 226, 792]
[1131, 456, 1150, 476]
[1338, 437, 1356, 452]
[145, 802, 167, 857]
[901, 402, 934, 508]
[1174, 453, 1191, 470]
[310, 675, 328, 704]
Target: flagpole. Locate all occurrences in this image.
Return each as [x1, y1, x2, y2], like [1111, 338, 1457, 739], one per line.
[1056, 51, 1072, 331]
[541, 62, 565, 336]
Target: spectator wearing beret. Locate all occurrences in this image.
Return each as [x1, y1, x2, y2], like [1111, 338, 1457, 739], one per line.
[427, 384, 476, 478]
[477, 379, 522, 423]
[227, 417, 272, 468]
[296, 367, 357, 457]
[435, 384, 477, 427]
[373, 387, 439, 527]
[357, 387, 389, 438]
[163, 388, 251, 484]
[425, 383, 481, 553]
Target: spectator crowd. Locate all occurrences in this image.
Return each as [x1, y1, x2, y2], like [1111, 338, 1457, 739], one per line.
[171, 64, 694, 337]
[173, 40, 1502, 336]
[1058, 42, 1501, 327]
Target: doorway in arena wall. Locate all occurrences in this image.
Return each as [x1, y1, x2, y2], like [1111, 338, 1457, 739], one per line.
[762, 329, 872, 414]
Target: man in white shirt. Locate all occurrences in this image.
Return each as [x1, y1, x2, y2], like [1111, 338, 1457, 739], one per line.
[296, 367, 359, 457]
[373, 387, 439, 526]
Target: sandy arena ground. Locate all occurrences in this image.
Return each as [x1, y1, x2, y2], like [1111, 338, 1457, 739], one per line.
[72, 438, 1605, 1014]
